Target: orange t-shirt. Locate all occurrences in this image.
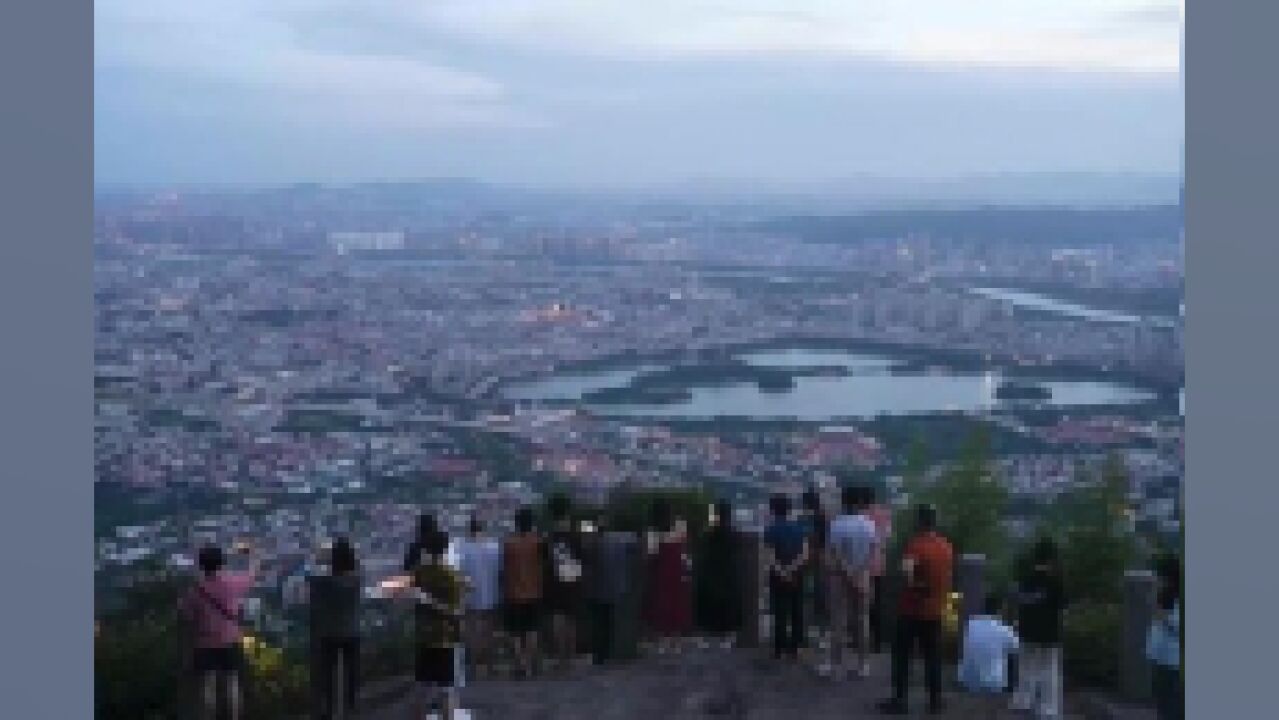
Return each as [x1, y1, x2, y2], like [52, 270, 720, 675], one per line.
[899, 531, 954, 620]
[503, 533, 543, 603]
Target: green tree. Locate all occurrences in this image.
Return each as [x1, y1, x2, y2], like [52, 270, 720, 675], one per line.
[95, 571, 184, 720]
[1046, 453, 1140, 689]
[909, 425, 1010, 585]
[1054, 454, 1137, 604]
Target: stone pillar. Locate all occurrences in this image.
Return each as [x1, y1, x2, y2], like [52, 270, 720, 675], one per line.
[737, 531, 762, 649]
[1122, 570, 1157, 704]
[956, 554, 986, 633]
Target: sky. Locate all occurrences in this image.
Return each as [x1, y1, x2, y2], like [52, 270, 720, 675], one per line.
[94, 1, 1184, 188]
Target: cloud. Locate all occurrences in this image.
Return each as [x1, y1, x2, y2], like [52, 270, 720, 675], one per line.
[271, 0, 1181, 73]
[94, 0, 539, 130]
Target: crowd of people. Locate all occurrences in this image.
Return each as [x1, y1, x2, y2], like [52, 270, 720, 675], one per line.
[175, 488, 1183, 720]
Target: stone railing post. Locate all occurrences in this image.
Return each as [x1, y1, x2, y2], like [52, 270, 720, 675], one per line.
[1122, 569, 1157, 704]
[956, 553, 986, 634]
[737, 531, 762, 649]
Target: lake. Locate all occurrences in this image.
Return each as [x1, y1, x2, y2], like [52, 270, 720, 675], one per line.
[503, 348, 1157, 421]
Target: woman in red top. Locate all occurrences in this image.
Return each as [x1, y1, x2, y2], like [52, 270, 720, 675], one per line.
[644, 499, 693, 655]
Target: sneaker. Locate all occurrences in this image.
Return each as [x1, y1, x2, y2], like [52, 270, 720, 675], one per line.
[856, 662, 872, 679]
[815, 663, 833, 678]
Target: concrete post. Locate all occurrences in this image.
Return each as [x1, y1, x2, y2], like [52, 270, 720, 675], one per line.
[1122, 570, 1157, 704]
[737, 531, 762, 649]
[956, 553, 986, 631]
[955, 554, 986, 667]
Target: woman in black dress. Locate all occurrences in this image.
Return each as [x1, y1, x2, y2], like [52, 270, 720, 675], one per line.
[696, 500, 742, 647]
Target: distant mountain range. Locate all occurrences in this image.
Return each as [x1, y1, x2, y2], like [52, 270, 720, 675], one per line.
[96, 172, 1182, 215]
[759, 205, 1184, 246]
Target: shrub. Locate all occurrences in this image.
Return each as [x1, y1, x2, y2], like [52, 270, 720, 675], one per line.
[1062, 601, 1123, 690]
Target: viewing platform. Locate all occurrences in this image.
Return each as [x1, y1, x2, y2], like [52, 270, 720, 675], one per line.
[355, 644, 1156, 720]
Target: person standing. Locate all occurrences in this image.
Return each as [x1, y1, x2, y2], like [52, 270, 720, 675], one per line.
[1147, 555, 1183, 720]
[867, 492, 893, 654]
[1010, 538, 1066, 720]
[878, 504, 953, 716]
[801, 488, 831, 667]
[827, 485, 879, 679]
[410, 529, 466, 720]
[644, 499, 694, 654]
[763, 494, 809, 661]
[309, 537, 361, 720]
[585, 518, 632, 664]
[502, 508, 544, 678]
[456, 515, 502, 680]
[178, 542, 259, 720]
[696, 500, 742, 649]
[404, 513, 439, 572]
[544, 495, 585, 673]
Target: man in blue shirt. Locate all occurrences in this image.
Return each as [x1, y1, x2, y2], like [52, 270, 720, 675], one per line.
[764, 493, 809, 660]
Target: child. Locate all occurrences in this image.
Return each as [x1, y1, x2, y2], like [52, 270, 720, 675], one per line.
[959, 595, 1020, 693]
[412, 529, 467, 720]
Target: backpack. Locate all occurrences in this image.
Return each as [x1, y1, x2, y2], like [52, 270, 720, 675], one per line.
[552, 540, 582, 583]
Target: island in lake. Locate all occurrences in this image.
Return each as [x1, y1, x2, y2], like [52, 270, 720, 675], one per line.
[580, 360, 849, 405]
[995, 380, 1053, 401]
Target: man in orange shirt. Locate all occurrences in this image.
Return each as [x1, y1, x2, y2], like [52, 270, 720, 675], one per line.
[879, 504, 954, 716]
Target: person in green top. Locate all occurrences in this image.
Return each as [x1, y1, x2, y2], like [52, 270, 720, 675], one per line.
[411, 529, 467, 720]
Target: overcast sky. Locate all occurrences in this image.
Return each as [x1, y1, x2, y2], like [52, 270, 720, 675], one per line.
[94, 1, 1184, 188]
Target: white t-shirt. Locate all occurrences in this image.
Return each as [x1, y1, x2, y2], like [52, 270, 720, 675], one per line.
[828, 512, 878, 577]
[959, 616, 1020, 692]
[456, 537, 502, 611]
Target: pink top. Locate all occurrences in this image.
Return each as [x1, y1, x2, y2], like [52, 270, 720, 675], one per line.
[180, 572, 255, 648]
[868, 505, 893, 577]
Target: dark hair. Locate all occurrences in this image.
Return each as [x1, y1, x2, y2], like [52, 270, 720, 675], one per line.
[331, 536, 358, 575]
[549, 493, 572, 522]
[983, 594, 1003, 616]
[714, 500, 734, 531]
[515, 507, 535, 533]
[802, 488, 821, 513]
[651, 497, 674, 533]
[843, 484, 870, 512]
[769, 493, 791, 519]
[197, 545, 224, 576]
[424, 529, 450, 559]
[416, 513, 438, 542]
[1032, 537, 1060, 566]
[1155, 554, 1182, 610]
[468, 514, 483, 536]
[916, 503, 937, 531]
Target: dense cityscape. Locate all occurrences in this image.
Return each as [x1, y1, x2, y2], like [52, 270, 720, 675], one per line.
[93, 183, 1183, 648]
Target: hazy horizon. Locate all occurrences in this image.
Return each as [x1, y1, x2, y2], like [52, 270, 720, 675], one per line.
[95, 1, 1184, 187]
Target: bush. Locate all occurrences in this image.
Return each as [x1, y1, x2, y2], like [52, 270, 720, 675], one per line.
[1062, 601, 1122, 690]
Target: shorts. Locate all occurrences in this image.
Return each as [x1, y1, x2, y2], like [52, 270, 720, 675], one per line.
[193, 645, 243, 674]
[416, 646, 457, 686]
[505, 600, 542, 636]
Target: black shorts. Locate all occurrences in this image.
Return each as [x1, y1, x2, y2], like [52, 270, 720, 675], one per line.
[193, 646, 243, 674]
[505, 600, 542, 635]
[415, 646, 456, 685]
